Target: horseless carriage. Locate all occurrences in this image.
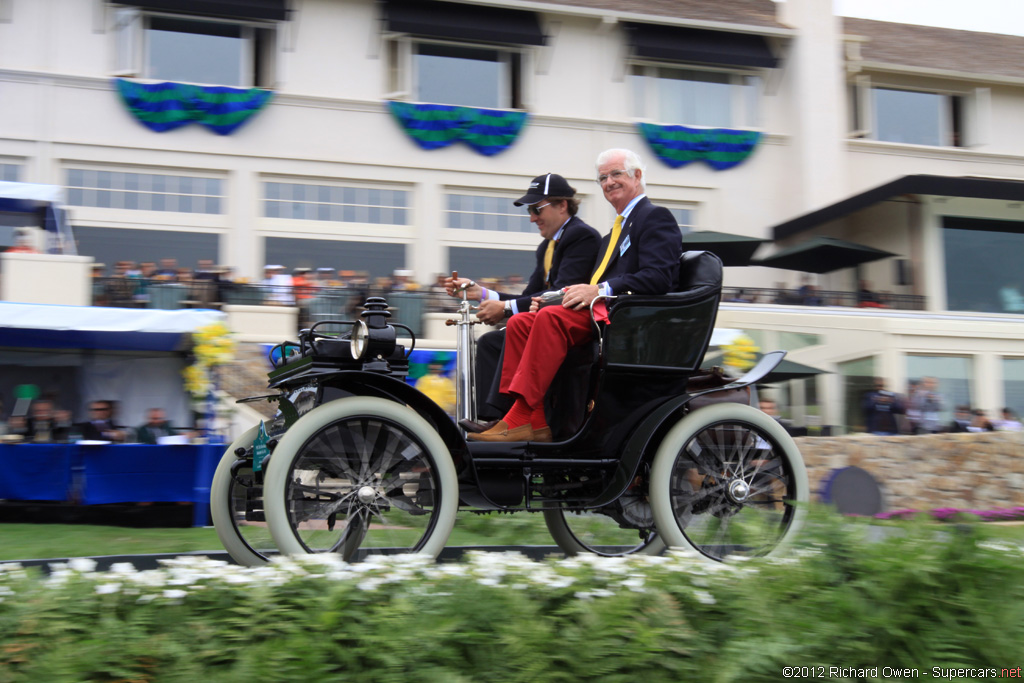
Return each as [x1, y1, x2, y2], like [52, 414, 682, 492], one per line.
[210, 251, 809, 566]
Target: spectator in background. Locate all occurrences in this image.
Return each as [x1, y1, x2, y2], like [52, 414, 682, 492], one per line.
[968, 409, 995, 433]
[862, 378, 905, 435]
[263, 265, 294, 305]
[948, 405, 972, 433]
[994, 407, 1022, 432]
[78, 400, 127, 442]
[11, 399, 70, 443]
[759, 398, 795, 435]
[908, 376, 944, 434]
[391, 269, 418, 291]
[857, 280, 886, 308]
[135, 408, 178, 444]
[6, 229, 39, 254]
[156, 258, 179, 280]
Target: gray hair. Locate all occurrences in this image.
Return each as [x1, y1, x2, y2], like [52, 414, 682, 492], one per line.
[596, 148, 646, 189]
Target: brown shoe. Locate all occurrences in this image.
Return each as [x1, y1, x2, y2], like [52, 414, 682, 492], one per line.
[458, 418, 500, 434]
[532, 427, 553, 443]
[466, 420, 535, 442]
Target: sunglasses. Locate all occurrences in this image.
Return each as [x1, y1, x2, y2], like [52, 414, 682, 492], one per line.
[527, 202, 551, 216]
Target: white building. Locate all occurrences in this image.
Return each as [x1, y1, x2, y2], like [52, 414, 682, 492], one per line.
[2, 0, 1023, 431]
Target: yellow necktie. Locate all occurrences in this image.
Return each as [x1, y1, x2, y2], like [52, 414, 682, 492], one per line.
[590, 215, 622, 285]
[543, 239, 555, 284]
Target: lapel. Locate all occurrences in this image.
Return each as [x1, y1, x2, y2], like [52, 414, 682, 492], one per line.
[604, 197, 646, 273]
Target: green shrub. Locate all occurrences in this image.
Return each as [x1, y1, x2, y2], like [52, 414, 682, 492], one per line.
[0, 510, 1022, 682]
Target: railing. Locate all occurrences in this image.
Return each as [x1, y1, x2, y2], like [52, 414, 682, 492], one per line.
[720, 287, 927, 311]
[91, 278, 459, 336]
[90, 278, 927, 322]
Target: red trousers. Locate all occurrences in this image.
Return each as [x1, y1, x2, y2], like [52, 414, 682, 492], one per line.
[499, 305, 595, 409]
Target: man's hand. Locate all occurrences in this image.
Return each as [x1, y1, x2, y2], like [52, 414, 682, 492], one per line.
[529, 296, 542, 313]
[562, 283, 600, 310]
[444, 276, 481, 300]
[476, 299, 506, 325]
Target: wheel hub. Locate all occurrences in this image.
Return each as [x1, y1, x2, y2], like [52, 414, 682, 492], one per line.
[357, 485, 377, 504]
[726, 479, 750, 504]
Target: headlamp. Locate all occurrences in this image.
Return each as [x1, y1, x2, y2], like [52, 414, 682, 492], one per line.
[350, 297, 397, 360]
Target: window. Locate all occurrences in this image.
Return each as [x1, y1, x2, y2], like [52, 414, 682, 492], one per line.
[388, 39, 523, 109]
[851, 82, 964, 147]
[113, 7, 277, 87]
[264, 237, 405, 282]
[1, 163, 20, 182]
[65, 169, 223, 214]
[74, 226, 219, 269]
[415, 43, 519, 109]
[631, 64, 760, 128]
[382, 0, 542, 108]
[1002, 358, 1024, 421]
[665, 206, 696, 234]
[446, 193, 533, 233]
[943, 217, 1024, 314]
[263, 182, 409, 225]
[449, 246, 536, 284]
[906, 355, 973, 426]
[839, 356, 876, 433]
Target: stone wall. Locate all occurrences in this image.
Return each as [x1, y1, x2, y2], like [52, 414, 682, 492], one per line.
[795, 432, 1024, 512]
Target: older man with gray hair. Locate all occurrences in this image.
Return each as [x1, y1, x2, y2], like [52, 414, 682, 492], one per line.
[469, 148, 682, 442]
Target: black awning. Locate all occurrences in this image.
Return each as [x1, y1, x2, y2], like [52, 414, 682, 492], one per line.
[753, 236, 894, 274]
[772, 174, 1024, 240]
[132, 1, 288, 21]
[624, 23, 777, 69]
[680, 230, 768, 267]
[383, 0, 546, 46]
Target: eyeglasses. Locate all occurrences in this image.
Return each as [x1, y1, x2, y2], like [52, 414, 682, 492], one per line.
[527, 202, 551, 216]
[597, 169, 631, 185]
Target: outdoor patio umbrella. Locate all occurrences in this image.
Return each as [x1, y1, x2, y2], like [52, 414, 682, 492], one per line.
[753, 235, 895, 274]
[680, 230, 769, 267]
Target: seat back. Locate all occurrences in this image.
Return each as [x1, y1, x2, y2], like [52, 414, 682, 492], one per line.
[602, 250, 723, 374]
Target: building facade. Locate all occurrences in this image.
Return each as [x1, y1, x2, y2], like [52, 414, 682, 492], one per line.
[2, 0, 1023, 431]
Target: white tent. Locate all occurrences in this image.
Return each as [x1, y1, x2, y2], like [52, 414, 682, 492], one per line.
[0, 181, 76, 254]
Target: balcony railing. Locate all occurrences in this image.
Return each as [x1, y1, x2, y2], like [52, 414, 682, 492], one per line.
[720, 287, 926, 311]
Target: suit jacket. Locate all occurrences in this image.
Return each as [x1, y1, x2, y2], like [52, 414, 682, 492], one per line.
[592, 196, 681, 295]
[498, 215, 601, 312]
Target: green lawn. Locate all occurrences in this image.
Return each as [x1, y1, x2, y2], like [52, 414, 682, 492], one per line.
[2, 515, 1020, 563]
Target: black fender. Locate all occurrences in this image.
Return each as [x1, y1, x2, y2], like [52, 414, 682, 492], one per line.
[317, 371, 469, 471]
[588, 351, 788, 507]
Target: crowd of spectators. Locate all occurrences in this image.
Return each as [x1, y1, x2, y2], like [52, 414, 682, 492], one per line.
[0, 398, 194, 445]
[861, 375, 1022, 436]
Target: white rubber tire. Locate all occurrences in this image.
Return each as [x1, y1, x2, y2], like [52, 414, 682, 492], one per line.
[211, 425, 275, 566]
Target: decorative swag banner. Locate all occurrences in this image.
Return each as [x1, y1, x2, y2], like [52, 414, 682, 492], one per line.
[115, 79, 274, 135]
[637, 123, 761, 170]
[388, 102, 529, 156]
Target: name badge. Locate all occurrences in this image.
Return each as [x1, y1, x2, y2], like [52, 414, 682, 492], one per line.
[619, 235, 631, 256]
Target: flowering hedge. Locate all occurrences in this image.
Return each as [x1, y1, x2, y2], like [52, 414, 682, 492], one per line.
[1, 516, 1022, 681]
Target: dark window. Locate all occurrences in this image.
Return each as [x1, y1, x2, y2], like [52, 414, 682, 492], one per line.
[264, 237, 405, 282]
[74, 226, 219, 270]
[448, 247, 536, 285]
[943, 216, 1024, 314]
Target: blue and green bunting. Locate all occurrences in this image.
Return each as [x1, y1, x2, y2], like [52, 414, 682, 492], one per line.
[388, 102, 528, 156]
[115, 79, 274, 135]
[637, 123, 761, 171]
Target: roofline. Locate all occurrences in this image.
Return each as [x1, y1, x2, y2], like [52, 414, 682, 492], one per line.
[437, 0, 796, 37]
[852, 61, 1024, 88]
[771, 174, 1024, 241]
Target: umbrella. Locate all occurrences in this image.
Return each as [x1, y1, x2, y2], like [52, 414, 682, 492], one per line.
[680, 230, 769, 267]
[702, 353, 829, 384]
[753, 236, 895, 274]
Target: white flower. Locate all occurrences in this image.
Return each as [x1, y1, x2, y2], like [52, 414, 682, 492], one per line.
[68, 558, 97, 573]
[95, 583, 121, 595]
[693, 589, 716, 605]
[162, 589, 188, 600]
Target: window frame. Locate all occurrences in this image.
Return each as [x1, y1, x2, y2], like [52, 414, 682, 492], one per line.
[849, 76, 977, 148]
[386, 34, 528, 110]
[112, 6, 277, 88]
[629, 60, 764, 129]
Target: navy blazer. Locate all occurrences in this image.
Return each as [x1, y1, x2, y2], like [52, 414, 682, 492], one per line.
[499, 215, 601, 311]
[592, 196, 681, 295]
